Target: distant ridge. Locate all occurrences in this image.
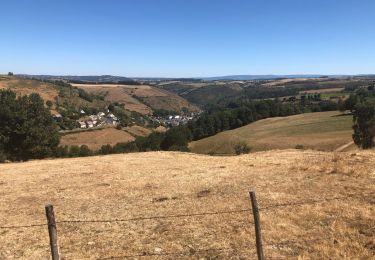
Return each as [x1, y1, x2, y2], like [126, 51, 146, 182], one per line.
[14, 74, 374, 82]
[17, 74, 137, 84]
[199, 74, 327, 80]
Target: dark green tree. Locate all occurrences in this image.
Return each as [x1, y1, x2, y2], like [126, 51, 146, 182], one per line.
[0, 90, 60, 161]
[160, 126, 192, 151]
[352, 100, 375, 149]
[79, 145, 93, 157]
[46, 100, 53, 108]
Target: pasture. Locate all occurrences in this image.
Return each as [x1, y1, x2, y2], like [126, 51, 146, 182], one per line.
[189, 111, 354, 155]
[0, 150, 373, 259]
[60, 128, 135, 150]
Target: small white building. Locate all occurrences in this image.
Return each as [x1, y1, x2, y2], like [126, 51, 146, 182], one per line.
[89, 115, 98, 121]
[87, 121, 94, 128]
[79, 121, 86, 129]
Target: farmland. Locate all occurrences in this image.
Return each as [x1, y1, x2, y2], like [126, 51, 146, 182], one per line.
[60, 128, 135, 150]
[0, 150, 374, 259]
[0, 77, 59, 105]
[190, 111, 354, 155]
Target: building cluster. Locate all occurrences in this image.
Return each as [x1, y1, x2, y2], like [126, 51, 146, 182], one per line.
[78, 111, 119, 129]
[151, 113, 198, 127]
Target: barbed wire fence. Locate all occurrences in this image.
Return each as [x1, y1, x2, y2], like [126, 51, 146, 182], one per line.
[0, 192, 354, 259]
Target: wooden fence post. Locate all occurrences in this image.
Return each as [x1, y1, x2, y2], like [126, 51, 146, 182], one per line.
[45, 204, 60, 260]
[249, 191, 264, 260]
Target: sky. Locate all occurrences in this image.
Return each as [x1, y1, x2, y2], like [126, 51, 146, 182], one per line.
[0, 0, 374, 77]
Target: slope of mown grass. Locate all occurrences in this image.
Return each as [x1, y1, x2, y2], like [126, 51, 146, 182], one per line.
[189, 111, 353, 154]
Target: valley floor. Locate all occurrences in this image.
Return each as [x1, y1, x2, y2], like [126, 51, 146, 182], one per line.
[0, 150, 374, 259]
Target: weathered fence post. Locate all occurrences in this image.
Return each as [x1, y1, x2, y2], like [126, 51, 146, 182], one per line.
[45, 204, 60, 260]
[249, 191, 264, 260]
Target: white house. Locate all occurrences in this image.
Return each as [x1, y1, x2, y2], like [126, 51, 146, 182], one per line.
[87, 121, 94, 128]
[79, 121, 86, 129]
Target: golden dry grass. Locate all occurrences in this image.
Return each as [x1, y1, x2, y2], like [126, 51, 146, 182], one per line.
[0, 150, 374, 259]
[190, 111, 353, 155]
[124, 125, 152, 137]
[0, 78, 59, 103]
[60, 128, 135, 150]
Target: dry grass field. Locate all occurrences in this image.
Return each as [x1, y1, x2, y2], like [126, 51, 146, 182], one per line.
[60, 128, 135, 150]
[0, 77, 58, 104]
[0, 150, 374, 259]
[190, 111, 354, 155]
[124, 125, 152, 137]
[73, 84, 200, 115]
[72, 84, 153, 114]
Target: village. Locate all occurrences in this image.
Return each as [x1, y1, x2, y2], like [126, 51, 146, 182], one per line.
[74, 110, 198, 130]
[77, 109, 119, 129]
[150, 112, 199, 127]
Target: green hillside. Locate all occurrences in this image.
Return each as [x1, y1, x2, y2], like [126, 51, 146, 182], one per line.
[189, 111, 354, 154]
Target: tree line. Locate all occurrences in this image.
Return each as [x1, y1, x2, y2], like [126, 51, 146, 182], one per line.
[187, 98, 339, 140]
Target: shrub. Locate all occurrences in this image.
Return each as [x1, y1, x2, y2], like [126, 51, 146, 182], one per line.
[54, 146, 69, 158]
[69, 146, 80, 157]
[295, 144, 305, 150]
[99, 144, 113, 155]
[234, 142, 251, 155]
[46, 100, 53, 108]
[79, 145, 93, 157]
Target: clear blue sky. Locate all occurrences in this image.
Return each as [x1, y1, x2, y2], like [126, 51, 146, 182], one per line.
[1, 0, 374, 77]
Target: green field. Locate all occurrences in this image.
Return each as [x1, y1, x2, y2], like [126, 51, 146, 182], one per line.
[189, 111, 354, 154]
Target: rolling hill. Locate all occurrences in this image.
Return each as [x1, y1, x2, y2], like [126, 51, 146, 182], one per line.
[0, 150, 373, 259]
[189, 111, 355, 155]
[0, 76, 108, 114]
[72, 83, 200, 115]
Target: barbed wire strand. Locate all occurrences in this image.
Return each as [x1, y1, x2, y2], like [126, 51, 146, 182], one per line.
[0, 195, 359, 230]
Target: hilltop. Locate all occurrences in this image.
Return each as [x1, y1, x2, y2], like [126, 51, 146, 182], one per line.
[0, 150, 374, 259]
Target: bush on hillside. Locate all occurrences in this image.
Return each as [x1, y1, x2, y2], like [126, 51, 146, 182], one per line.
[295, 144, 305, 150]
[234, 142, 251, 155]
[79, 145, 93, 157]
